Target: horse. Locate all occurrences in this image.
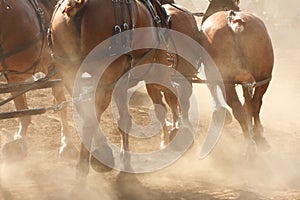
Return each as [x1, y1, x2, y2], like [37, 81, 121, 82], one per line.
[199, 0, 274, 153]
[49, 0, 236, 178]
[49, 0, 190, 177]
[0, 0, 74, 160]
[154, 0, 240, 150]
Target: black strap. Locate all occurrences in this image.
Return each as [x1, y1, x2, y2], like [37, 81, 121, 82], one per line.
[142, 0, 161, 25]
[112, 0, 122, 34]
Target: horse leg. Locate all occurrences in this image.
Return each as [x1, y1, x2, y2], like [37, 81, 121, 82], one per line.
[74, 91, 94, 180]
[146, 83, 169, 149]
[252, 83, 270, 151]
[163, 87, 181, 142]
[114, 75, 133, 172]
[164, 88, 180, 129]
[2, 92, 29, 161]
[207, 84, 232, 124]
[51, 86, 78, 159]
[225, 85, 256, 154]
[12, 93, 31, 140]
[202, 57, 232, 124]
[75, 81, 115, 178]
[90, 88, 115, 173]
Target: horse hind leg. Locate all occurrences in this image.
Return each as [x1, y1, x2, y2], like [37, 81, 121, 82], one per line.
[146, 83, 170, 149]
[75, 80, 115, 179]
[113, 76, 134, 172]
[252, 83, 270, 151]
[164, 88, 180, 130]
[207, 84, 233, 125]
[51, 86, 79, 159]
[13, 94, 31, 140]
[163, 88, 181, 142]
[225, 85, 256, 156]
[2, 92, 29, 161]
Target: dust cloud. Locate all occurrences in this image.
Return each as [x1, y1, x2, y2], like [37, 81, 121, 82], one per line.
[1, 0, 300, 199]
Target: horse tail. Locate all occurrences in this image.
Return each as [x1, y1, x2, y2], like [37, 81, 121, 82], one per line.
[62, 0, 88, 18]
[227, 10, 245, 33]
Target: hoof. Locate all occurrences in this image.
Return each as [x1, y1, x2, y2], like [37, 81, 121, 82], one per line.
[253, 136, 271, 152]
[2, 138, 27, 162]
[75, 160, 90, 181]
[169, 127, 194, 152]
[58, 143, 79, 160]
[116, 172, 158, 199]
[90, 143, 115, 173]
[90, 154, 114, 173]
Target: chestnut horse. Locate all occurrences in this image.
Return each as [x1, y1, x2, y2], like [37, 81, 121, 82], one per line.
[0, 0, 73, 160]
[49, 0, 234, 176]
[200, 0, 274, 153]
[156, 0, 240, 152]
[49, 0, 187, 177]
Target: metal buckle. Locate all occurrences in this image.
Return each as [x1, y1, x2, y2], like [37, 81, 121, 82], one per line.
[154, 16, 161, 24]
[123, 23, 129, 31]
[114, 25, 122, 33]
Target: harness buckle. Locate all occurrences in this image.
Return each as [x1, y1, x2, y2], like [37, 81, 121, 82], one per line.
[123, 23, 129, 31]
[154, 16, 161, 24]
[114, 25, 122, 33]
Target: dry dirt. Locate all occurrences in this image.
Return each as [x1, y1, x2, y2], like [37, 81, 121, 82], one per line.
[1, 1, 300, 200]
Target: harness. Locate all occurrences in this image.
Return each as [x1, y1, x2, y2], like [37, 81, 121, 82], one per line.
[110, 0, 134, 55]
[109, 0, 174, 84]
[0, 0, 47, 76]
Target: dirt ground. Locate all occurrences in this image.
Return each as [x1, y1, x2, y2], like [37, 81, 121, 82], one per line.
[1, 1, 300, 200]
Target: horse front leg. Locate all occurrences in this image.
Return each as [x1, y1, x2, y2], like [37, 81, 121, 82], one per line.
[113, 76, 133, 172]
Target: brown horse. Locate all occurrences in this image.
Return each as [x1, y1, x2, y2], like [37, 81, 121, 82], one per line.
[0, 0, 74, 160]
[155, 0, 240, 150]
[49, 0, 188, 177]
[158, 0, 274, 157]
[200, 0, 274, 153]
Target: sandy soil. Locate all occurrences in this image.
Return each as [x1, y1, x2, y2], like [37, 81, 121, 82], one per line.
[1, 1, 300, 200]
